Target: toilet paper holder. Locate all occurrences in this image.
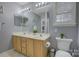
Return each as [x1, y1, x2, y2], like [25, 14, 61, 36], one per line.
[45, 41, 51, 48]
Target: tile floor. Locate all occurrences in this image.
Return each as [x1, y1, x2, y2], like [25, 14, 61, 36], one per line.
[0, 49, 25, 57]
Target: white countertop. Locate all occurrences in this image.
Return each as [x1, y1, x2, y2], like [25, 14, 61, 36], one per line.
[13, 32, 50, 40]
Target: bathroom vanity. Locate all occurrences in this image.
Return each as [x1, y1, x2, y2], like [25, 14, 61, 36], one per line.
[12, 32, 50, 57]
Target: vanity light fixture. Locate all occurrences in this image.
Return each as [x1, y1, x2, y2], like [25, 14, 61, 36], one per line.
[41, 2, 45, 6]
[26, 7, 30, 11]
[35, 3, 41, 7]
[26, 8, 29, 10]
[35, 4, 39, 7]
[38, 3, 41, 6]
[35, 2, 49, 8]
[22, 7, 30, 11]
[18, 7, 31, 13]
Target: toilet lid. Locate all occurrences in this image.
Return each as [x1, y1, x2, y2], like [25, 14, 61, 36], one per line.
[55, 50, 72, 57]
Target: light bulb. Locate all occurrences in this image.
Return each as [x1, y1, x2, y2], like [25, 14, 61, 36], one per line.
[26, 8, 29, 10]
[38, 3, 41, 6]
[35, 4, 38, 7]
[26, 7, 30, 11]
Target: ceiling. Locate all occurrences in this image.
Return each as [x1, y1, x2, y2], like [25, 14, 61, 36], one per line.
[16, 2, 30, 5]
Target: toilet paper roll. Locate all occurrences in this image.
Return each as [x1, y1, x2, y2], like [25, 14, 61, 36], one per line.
[45, 41, 51, 48]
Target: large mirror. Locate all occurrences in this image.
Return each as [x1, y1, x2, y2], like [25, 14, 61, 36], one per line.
[14, 11, 41, 32]
[14, 2, 50, 33]
[14, 15, 28, 26]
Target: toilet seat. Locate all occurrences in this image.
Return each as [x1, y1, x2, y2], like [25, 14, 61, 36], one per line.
[55, 50, 72, 57]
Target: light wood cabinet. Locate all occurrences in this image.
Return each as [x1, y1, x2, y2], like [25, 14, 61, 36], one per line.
[12, 36, 21, 53]
[34, 40, 44, 57]
[22, 47, 27, 55]
[12, 35, 48, 57]
[34, 40, 48, 57]
[27, 38, 33, 56]
[21, 37, 27, 55]
[12, 36, 17, 50]
[16, 37, 21, 52]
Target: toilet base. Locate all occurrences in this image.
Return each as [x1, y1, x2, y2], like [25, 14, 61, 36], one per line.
[55, 50, 72, 57]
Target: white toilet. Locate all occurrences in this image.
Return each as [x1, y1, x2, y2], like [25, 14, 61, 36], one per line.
[55, 37, 73, 57]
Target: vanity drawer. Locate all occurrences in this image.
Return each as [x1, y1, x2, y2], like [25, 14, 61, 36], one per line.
[12, 36, 17, 50]
[22, 48, 27, 55]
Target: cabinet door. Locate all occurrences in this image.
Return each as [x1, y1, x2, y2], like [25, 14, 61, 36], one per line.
[12, 36, 22, 52]
[21, 38, 27, 55]
[42, 41, 48, 57]
[34, 40, 47, 57]
[16, 36, 22, 52]
[22, 48, 27, 55]
[27, 38, 33, 56]
[12, 36, 17, 50]
[22, 38, 27, 48]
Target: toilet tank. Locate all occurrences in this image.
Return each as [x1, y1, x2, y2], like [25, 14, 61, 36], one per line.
[56, 37, 73, 51]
